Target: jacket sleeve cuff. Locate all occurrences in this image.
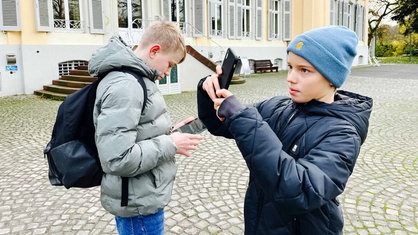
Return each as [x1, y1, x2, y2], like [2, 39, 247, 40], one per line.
[218, 95, 245, 119]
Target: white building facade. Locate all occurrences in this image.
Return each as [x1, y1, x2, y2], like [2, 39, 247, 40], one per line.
[0, 0, 368, 97]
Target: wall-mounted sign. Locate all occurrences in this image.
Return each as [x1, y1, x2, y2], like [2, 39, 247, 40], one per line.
[5, 65, 18, 71]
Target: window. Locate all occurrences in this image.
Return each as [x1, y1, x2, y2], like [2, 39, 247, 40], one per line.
[209, 0, 223, 37]
[267, 0, 291, 41]
[330, 0, 365, 41]
[58, 60, 88, 76]
[0, 0, 20, 31]
[53, 0, 82, 31]
[242, 0, 251, 38]
[228, 0, 254, 39]
[162, 0, 188, 34]
[35, 0, 102, 33]
[268, 0, 281, 39]
[118, 0, 142, 29]
[170, 0, 185, 23]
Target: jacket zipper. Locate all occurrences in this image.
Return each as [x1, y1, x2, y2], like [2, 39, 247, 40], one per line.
[277, 106, 299, 139]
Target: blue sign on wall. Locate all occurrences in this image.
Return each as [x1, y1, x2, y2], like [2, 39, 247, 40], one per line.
[6, 65, 18, 71]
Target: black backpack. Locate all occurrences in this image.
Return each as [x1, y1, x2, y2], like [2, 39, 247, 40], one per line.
[44, 68, 147, 207]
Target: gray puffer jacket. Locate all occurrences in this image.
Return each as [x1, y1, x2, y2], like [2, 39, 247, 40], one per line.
[89, 35, 177, 217]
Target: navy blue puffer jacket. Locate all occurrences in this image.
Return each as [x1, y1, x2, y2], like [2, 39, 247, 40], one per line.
[197, 80, 373, 235]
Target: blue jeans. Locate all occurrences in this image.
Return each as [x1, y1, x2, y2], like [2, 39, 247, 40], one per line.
[115, 210, 164, 235]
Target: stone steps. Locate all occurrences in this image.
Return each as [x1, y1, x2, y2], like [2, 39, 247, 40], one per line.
[34, 67, 97, 101]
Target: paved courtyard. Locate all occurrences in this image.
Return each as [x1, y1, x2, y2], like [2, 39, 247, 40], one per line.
[0, 64, 417, 234]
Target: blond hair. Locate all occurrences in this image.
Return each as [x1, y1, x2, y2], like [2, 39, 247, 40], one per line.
[139, 21, 186, 63]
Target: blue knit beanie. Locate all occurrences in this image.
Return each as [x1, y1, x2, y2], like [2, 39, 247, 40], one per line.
[287, 26, 358, 88]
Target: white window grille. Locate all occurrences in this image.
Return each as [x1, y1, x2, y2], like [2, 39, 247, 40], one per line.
[58, 60, 88, 76]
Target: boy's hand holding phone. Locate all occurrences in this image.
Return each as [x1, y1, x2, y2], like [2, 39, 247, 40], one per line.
[170, 116, 206, 157]
[202, 48, 239, 100]
[218, 48, 240, 90]
[172, 116, 207, 134]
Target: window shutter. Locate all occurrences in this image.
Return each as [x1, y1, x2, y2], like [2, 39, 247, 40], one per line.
[228, 0, 235, 39]
[161, 0, 170, 21]
[193, 0, 204, 36]
[34, 0, 52, 32]
[268, 0, 273, 40]
[343, 2, 349, 27]
[236, 0, 243, 38]
[330, 0, 335, 25]
[256, 0, 262, 40]
[89, 0, 104, 34]
[283, 0, 291, 41]
[359, 5, 365, 41]
[0, 0, 20, 31]
[338, 1, 343, 25]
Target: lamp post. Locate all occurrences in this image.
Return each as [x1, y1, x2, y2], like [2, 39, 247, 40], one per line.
[409, 27, 412, 63]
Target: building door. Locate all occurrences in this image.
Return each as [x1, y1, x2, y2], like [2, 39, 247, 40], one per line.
[157, 65, 180, 95]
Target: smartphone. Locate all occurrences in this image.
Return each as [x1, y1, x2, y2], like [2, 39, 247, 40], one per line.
[177, 118, 207, 134]
[218, 48, 240, 89]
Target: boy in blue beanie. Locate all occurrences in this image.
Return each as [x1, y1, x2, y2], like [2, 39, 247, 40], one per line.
[197, 26, 373, 234]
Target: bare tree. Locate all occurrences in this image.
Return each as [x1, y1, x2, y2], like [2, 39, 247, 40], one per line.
[368, 0, 399, 46]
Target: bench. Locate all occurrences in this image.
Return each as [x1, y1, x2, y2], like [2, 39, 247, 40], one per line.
[253, 59, 279, 73]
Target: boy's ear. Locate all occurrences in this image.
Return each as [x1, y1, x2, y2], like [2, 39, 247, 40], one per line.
[149, 44, 161, 56]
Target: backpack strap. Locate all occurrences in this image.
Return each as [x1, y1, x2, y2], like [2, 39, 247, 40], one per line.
[120, 69, 148, 113]
[98, 68, 148, 207]
[121, 177, 129, 207]
[99, 68, 148, 112]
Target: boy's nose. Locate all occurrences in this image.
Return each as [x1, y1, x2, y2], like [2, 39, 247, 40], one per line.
[287, 70, 296, 83]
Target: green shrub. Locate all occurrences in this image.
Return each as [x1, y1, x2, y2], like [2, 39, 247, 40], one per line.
[375, 42, 393, 57]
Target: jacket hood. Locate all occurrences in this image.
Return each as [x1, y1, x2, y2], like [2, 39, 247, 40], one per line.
[88, 35, 160, 81]
[298, 90, 373, 144]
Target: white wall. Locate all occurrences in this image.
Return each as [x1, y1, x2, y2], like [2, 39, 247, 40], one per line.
[178, 53, 214, 92]
[0, 45, 24, 96]
[20, 44, 102, 95]
[355, 45, 369, 66]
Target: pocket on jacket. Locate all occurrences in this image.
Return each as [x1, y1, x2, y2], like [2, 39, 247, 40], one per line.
[329, 198, 344, 231]
[151, 161, 177, 188]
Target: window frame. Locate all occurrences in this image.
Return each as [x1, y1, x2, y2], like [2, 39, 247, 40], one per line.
[0, 0, 21, 31]
[52, 0, 84, 32]
[88, 0, 104, 34]
[161, 0, 189, 35]
[268, 0, 281, 40]
[241, 0, 252, 39]
[118, 0, 144, 29]
[208, 0, 224, 38]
